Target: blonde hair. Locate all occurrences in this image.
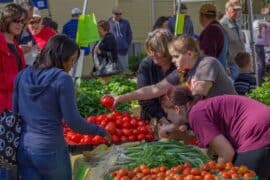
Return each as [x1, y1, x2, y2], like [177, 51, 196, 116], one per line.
[145, 29, 173, 58]
[168, 35, 200, 57]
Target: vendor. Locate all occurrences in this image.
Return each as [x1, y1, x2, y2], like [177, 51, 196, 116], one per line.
[167, 87, 270, 179]
[137, 29, 175, 123]
[114, 35, 236, 106]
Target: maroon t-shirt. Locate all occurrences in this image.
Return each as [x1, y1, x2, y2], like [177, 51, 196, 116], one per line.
[199, 21, 224, 58]
[189, 95, 270, 153]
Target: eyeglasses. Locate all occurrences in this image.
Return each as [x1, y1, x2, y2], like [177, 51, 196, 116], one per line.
[114, 13, 122, 16]
[12, 19, 25, 25]
[29, 19, 41, 25]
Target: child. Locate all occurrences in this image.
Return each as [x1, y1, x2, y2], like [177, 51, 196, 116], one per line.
[234, 52, 256, 95]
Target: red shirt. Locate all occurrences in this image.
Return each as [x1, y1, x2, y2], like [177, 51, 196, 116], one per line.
[0, 32, 26, 112]
[189, 95, 270, 153]
[33, 27, 56, 49]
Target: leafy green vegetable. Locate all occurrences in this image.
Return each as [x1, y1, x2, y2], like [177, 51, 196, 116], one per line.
[247, 78, 270, 105]
[76, 75, 137, 117]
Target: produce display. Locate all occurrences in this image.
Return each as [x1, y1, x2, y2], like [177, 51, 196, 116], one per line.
[247, 78, 270, 105]
[110, 161, 256, 180]
[64, 111, 154, 145]
[76, 76, 137, 117]
[77, 141, 209, 179]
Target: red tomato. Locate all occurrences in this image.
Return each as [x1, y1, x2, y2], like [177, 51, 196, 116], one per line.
[100, 121, 108, 128]
[86, 116, 96, 123]
[92, 135, 104, 145]
[128, 135, 136, 141]
[138, 126, 148, 134]
[122, 122, 131, 128]
[105, 122, 116, 134]
[100, 95, 114, 109]
[121, 136, 128, 142]
[130, 119, 138, 127]
[137, 133, 145, 141]
[122, 129, 131, 136]
[112, 135, 120, 143]
[122, 116, 131, 123]
[115, 119, 122, 127]
[96, 115, 107, 124]
[132, 129, 138, 135]
[70, 134, 82, 144]
[137, 121, 145, 126]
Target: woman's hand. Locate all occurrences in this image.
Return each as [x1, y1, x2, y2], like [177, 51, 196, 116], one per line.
[94, 47, 101, 54]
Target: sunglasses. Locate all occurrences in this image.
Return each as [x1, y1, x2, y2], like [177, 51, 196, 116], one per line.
[12, 19, 25, 25]
[114, 13, 122, 16]
[29, 19, 41, 25]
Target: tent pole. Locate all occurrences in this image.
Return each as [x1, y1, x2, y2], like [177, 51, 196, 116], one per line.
[82, 0, 88, 16]
[247, 0, 258, 86]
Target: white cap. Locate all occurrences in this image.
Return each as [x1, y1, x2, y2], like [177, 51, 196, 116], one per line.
[71, 8, 81, 15]
[33, 7, 41, 18]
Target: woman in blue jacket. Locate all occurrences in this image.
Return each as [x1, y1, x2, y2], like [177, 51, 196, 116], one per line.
[13, 35, 109, 180]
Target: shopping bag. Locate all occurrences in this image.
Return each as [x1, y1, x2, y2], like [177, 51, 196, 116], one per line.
[174, 13, 185, 36]
[0, 72, 22, 169]
[76, 13, 100, 47]
[95, 52, 121, 76]
[0, 111, 21, 169]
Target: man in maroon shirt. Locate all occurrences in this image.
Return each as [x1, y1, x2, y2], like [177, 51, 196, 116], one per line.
[199, 4, 227, 69]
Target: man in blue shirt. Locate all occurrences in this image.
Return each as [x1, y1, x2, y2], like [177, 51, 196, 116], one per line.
[62, 8, 92, 74]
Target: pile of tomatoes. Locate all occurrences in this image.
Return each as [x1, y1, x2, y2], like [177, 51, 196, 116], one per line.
[64, 111, 154, 145]
[111, 161, 256, 180]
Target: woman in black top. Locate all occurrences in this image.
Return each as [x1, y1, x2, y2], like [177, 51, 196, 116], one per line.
[137, 29, 176, 122]
[92, 20, 118, 75]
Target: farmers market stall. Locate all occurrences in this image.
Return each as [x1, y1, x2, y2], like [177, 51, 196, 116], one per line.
[71, 141, 257, 180]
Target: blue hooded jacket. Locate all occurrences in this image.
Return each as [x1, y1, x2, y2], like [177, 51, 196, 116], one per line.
[13, 67, 106, 149]
[108, 17, 132, 55]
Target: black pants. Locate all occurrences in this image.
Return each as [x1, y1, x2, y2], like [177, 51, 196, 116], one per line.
[234, 146, 270, 180]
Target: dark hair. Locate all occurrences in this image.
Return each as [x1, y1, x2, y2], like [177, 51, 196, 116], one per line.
[200, 12, 217, 19]
[98, 20, 110, 32]
[42, 17, 58, 31]
[235, 52, 251, 68]
[152, 16, 169, 30]
[33, 35, 80, 69]
[168, 87, 205, 111]
[0, 3, 26, 33]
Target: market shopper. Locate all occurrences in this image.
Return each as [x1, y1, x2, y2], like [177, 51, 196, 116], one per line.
[27, 8, 56, 49]
[198, 4, 228, 69]
[234, 52, 256, 95]
[0, 3, 27, 180]
[152, 16, 169, 31]
[92, 20, 118, 75]
[108, 6, 132, 73]
[113, 35, 236, 106]
[14, 35, 109, 180]
[137, 29, 175, 122]
[167, 87, 270, 179]
[220, 1, 245, 80]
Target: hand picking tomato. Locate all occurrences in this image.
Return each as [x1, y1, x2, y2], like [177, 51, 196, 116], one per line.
[100, 95, 114, 109]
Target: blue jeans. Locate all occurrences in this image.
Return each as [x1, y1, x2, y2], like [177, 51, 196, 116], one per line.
[0, 167, 17, 180]
[117, 54, 129, 71]
[17, 146, 71, 180]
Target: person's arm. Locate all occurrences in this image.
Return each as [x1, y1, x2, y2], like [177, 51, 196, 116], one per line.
[192, 80, 213, 96]
[209, 134, 235, 163]
[115, 78, 173, 104]
[58, 75, 106, 136]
